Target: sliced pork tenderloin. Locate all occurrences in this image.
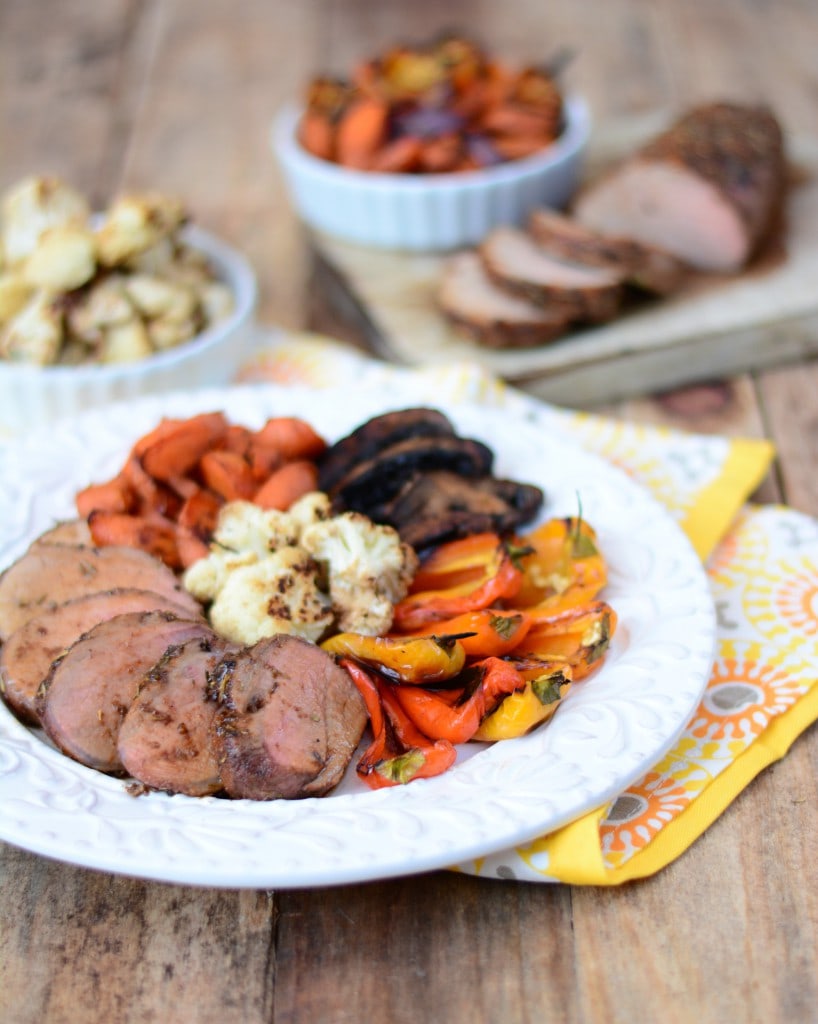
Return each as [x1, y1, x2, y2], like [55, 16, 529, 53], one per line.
[37, 611, 212, 773]
[118, 633, 235, 796]
[0, 543, 201, 642]
[29, 519, 93, 549]
[0, 587, 204, 725]
[214, 634, 367, 800]
[479, 227, 624, 322]
[439, 251, 575, 349]
[527, 207, 688, 294]
[573, 102, 785, 272]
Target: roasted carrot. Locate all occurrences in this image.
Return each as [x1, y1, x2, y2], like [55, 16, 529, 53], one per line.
[253, 459, 318, 511]
[87, 511, 181, 569]
[175, 525, 210, 569]
[120, 456, 181, 519]
[245, 441, 283, 482]
[251, 417, 327, 461]
[335, 98, 389, 169]
[76, 475, 133, 519]
[199, 449, 257, 502]
[177, 488, 223, 540]
[220, 424, 254, 457]
[299, 109, 335, 161]
[370, 136, 423, 173]
[140, 411, 229, 482]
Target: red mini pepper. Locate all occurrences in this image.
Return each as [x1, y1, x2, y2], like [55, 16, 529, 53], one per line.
[340, 659, 456, 788]
[391, 657, 526, 744]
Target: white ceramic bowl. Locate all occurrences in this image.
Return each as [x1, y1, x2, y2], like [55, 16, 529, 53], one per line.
[0, 225, 258, 435]
[272, 95, 590, 252]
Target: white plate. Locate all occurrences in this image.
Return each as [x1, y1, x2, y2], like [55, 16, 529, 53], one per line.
[0, 382, 715, 888]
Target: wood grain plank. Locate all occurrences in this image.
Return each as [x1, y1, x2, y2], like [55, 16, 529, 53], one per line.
[117, 0, 328, 329]
[0, 0, 152, 203]
[0, 847, 274, 1024]
[757, 360, 818, 514]
[274, 873, 576, 1024]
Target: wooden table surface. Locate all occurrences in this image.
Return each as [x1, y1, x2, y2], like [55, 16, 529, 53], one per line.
[2, 3, 817, 1022]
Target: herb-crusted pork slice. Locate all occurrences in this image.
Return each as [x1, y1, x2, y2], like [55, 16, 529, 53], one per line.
[118, 633, 235, 796]
[439, 251, 575, 349]
[527, 207, 687, 295]
[0, 543, 201, 642]
[573, 102, 785, 272]
[479, 226, 624, 323]
[0, 587, 203, 725]
[214, 634, 367, 800]
[37, 611, 213, 774]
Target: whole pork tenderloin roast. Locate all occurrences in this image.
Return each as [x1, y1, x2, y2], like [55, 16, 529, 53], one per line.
[573, 102, 785, 272]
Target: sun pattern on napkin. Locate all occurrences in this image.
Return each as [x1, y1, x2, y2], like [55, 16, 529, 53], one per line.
[238, 333, 818, 886]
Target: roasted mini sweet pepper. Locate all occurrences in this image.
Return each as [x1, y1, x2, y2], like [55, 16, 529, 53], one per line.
[392, 534, 523, 631]
[513, 516, 607, 610]
[340, 658, 456, 788]
[406, 608, 532, 658]
[391, 656, 525, 744]
[517, 601, 617, 680]
[473, 657, 573, 741]
[322, 632, 467, 684]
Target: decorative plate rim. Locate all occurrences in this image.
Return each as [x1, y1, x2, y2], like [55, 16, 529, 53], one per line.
[0, 381, 716, 888]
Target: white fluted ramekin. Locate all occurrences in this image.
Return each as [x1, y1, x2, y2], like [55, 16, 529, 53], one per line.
[0, 225, 258, 435]
[272, 95, 590, 252]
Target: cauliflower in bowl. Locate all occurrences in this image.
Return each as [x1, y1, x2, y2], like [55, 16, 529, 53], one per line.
[183, 494, 418, 646]
[0, 175, 234, 366]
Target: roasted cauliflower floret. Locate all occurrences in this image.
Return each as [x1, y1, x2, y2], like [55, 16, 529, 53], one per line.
[211, 500, 302, 557]
[286, 490, 332, 530]
[22, 224, 96, 291]
[95, 192, 187, 267]
[207, 547, 334, 645]
[301, 512, 418, 635]
[0, 274, 32, 325]
[183, 547, 258, 604]
[183, 495, 414, 643]
[0, 290, 63, 364]
[65, 275, 137, 348]
[1, 176, 90, 268]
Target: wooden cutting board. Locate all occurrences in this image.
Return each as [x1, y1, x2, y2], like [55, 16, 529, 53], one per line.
[309, 113, 818, 408]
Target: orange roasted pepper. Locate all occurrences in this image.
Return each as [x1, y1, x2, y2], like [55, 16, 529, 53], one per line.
[405, 609, 532, 658]
[513, 516, 607, 610]
[391, 657, 525, 744]
[517, 601, 618, 680]
[340, 659, 456, 788]
[474, 657, 573, 741]
[392, 534, 523, 632]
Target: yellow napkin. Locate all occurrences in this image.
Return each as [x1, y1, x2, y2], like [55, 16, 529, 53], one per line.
[239, 333, 818, 884]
